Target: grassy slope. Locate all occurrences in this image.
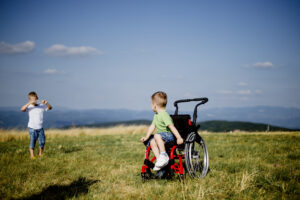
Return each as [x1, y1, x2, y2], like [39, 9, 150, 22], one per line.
[0, 127, 299, 200]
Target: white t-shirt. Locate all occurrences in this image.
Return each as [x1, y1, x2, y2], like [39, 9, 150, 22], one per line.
[27, 104, 48, 129]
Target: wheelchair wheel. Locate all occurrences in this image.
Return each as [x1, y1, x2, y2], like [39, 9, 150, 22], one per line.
[185, 133, 209, 178]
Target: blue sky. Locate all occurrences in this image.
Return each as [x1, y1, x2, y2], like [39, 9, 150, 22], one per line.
[0, 0, 299, 110]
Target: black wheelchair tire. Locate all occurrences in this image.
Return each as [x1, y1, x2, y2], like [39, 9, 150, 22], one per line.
[184, 132, 209, 178]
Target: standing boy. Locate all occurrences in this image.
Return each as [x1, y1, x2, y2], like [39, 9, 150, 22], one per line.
[21, 91, 52, 159]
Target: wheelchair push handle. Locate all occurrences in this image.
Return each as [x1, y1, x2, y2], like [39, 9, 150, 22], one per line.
[174, 97, 208, 114]
[173, 97, 208, 124]
[174, 97, 208, 105]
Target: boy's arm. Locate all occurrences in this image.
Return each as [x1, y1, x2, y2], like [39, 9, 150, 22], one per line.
[140, 124, 155, 142]
[168, 124, 184, 145]
[20, 102, 32, 112]
[42, 100, 52, 110]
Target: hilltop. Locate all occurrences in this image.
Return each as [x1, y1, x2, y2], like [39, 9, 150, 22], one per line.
[64, 119, 297, 132]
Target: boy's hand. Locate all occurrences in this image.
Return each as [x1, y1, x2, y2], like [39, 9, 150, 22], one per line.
[177, 137, 184, 145]
[42, 100, 48, 104]
[140, 136, 148, 142]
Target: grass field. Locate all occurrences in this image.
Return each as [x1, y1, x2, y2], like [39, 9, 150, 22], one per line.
[0, 126, 299, 199]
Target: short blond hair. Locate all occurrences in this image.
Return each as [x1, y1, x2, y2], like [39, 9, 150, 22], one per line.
[28, 91, 38, 99]
[151, 91, 167, 108]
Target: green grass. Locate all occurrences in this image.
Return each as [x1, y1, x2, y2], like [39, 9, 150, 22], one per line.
[0, 130, 299, 199]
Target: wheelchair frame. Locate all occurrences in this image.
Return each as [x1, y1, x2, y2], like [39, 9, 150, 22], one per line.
[141, 97, 209, 182]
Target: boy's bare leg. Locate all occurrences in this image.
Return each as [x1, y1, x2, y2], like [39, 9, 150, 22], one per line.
[29, 148, 35, 159]
[150, 140, 160, 158]
[38, 147, 43, 157]
[153, 134, 169, 170]
[154, 134, 166, 153]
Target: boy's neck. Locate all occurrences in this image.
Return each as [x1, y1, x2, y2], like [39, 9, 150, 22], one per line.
[156, 107, 166, 113]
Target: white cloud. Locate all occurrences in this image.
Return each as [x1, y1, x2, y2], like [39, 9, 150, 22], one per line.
[254, 89, 262, 94]
[43, 69, 58, 75]
[217, 90, 234, 94]
[243, 61, 274, 69]
[240, 97, 249, 101]
[237, 82, 247, 87]
[237, 90, 252, 95]
[43, 68, 66, 75]
[0, 41, 35, 54]
[183, 92, 194, 98]
[45, 44, 102, 56]
[176, 75, 184, 80]
[253, 61, 273, 68]
[218, 89, 262, 96]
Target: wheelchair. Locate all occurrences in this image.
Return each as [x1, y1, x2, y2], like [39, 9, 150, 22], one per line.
[141, 97, 209, 182]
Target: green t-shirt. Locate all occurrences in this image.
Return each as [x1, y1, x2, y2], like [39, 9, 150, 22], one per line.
[152, 110, 173, 133]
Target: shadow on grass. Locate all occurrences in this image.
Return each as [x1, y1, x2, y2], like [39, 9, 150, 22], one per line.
[14, 177, 99, 200]
[60, 146, 82, 154]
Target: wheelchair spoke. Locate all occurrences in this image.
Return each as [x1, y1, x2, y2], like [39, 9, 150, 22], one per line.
[192, 151, 200, 159]
[185, 133, 209, 178]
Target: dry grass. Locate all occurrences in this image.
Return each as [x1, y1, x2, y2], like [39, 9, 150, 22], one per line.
[0, 125, 149, 142]
[1, 125, 297, 143]
[0, 127, 299, 199]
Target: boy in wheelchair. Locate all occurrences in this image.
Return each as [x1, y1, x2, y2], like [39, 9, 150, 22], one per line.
[140, 91, 184, 171]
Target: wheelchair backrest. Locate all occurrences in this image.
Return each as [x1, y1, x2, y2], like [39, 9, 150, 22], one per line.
[170, 114, 194, 140]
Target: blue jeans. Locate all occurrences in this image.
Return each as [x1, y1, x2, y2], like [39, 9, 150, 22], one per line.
[146, 132, 176, 148]
[28, 128, 45, 149]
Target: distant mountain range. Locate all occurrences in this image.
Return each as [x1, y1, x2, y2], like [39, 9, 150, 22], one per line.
[64, 119, 297, 132]
[0, 105, 299, 129]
